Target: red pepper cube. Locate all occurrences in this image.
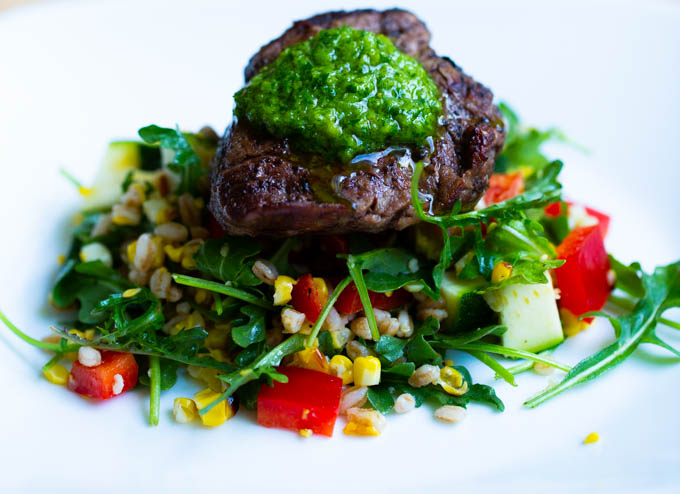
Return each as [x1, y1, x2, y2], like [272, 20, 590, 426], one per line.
[290, 274, 325, 322]
[555, 225, 612, 317]
[334, 281, 411, 315]
[68, 351, 139, 400]
[257, 366, 342, 437]
[483, 172, 525, 205]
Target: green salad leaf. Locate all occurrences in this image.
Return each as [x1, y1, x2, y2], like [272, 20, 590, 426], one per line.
[138, 125, 203, 195]
[231, 305, 267, 348]
[195, 237, 263, 287]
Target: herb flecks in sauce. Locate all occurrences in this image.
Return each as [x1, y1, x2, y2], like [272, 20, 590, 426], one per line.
[234, 26, 442, 162]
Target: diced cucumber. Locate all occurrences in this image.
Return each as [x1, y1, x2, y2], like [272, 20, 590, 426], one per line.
[440, 272, 496, 332]
[83, 141, 161, 209]
[483, 275, 564, 353]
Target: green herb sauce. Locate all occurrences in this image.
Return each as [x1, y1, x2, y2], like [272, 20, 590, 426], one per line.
[234, 26, 442, 162]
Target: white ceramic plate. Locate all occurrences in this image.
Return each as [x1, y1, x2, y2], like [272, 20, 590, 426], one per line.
[1, 1, 679, 492]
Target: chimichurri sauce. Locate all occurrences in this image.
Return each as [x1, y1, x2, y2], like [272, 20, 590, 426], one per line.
[234, 26, 441, 162]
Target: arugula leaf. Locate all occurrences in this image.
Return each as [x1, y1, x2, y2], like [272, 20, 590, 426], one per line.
[138, 125, 203, 195]
[231, 305, 267, 348]
[382, 362, 415, 377]
[172, 274, 272, 309]
[52, 260, 134, 324]
[525, 261, 680, 407]
[405, 317, 442, 366]
[197, 334, 306, 415]
[374, 335, 408, 363]
[54, 289, 234, 374]
[353, 248, 437, 299]
[195, 238, 263, 287]
[138, 357, 180, 391]
[367, 386, 395, 414]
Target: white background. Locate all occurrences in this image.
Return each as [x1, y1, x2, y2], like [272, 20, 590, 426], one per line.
[0, 1, 679, 493]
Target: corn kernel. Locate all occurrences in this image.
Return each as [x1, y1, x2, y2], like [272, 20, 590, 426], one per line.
[129, 183, 147, 204]
[123, 288, 141, 298]
[330, 328, 351, 349]
[439, 366, 468, 396]
[181, 244, 200, 270]
[329, 355, 354, 385]
[353, 356, 381, 386]
[194, 389, 233, 427]
[78, 186, 93, 197]
[343, 421, 380, 437]
[68, 328, 95, 341]
[57, 254, 66, 265]
[273, 275, 296, 305]
[173, 397, 198, 424]
[126, 241, 137, 264]
[561, 307, 590, 337]
[43, 364, 69, 385]
[164, 244, 184, 263]
[491, 261, 513, 285]
[298, 428, 312, 438]
[289, 347, 329, 373]
[194, 289, 209, 305]
[584, 432, 599, 444]
[444, 359, 455, 367]
[313, 277, 329, 305]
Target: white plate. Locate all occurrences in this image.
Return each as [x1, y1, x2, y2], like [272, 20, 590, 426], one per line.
[1, 1, 679, 493]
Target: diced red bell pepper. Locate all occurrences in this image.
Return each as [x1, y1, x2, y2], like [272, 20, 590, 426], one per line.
[555, 225, 612, 317]
[291, 274, 326, 322]
[544, 201, 610, 239]
[68, 351, 138, 400]
[483, 172, 525, 205]
[334, 282, 412, 315]
[257, 366, 342, 437]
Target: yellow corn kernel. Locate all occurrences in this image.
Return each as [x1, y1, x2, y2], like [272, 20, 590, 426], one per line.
[126, 241, 137, 264]
[298, 428, 312, 438]
[130, 183, 147, 204]
[343, 421, 380, 437]
[330, 328, 351, 349]
[43, 364, 69, 385]
[289, 346, 329, 373]
[78, 186, 93, 197]
[181, 244, 200, 270]
[444, 359, 455, 367]
[57, 254, 66, 265]
[353, 356, 381, 386]
[273, 275, 296, 305]
[561, 307, 590, 337]
[584, 432, 599, 444]
[112, 213, 138, 226]
[155, 205, 176, 224]
[122, 288, 141, 298]
[205, 327, 230, 350]
[164, 244, 184, 263]
[173, 397, 198, 424]
[194, 389, 233, 427]
[439, 366, 468, 396]
[491, 261, 513, 285]
[68, 328, 95, 341]
[329, 355, 354, 385]
[313, 278, 329, 305]
[194, 289, 209, 305]
[209, 348, 229, 363]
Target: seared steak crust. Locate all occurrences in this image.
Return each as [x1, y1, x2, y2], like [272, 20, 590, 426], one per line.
[210, 9, 505, 236]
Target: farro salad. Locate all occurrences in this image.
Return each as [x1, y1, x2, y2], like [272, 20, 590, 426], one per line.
[2, 10, 679, 438]
[2, 104, 678, 437]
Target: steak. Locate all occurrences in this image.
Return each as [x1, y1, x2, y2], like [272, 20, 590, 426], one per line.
[210, 9, 505, 237]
